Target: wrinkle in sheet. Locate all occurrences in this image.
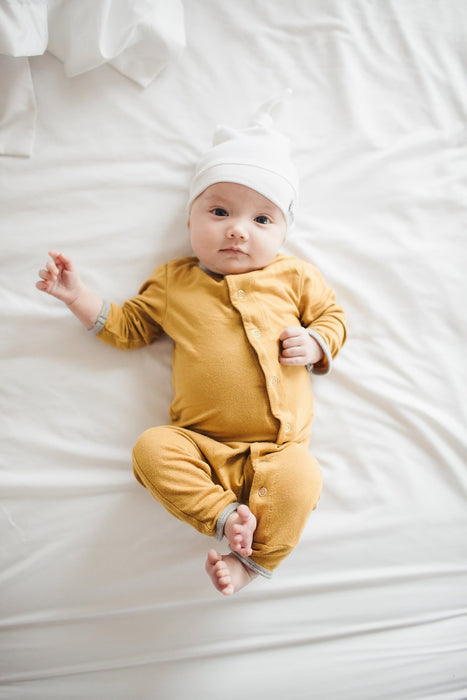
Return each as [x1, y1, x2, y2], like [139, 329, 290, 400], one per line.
[0, 1, 48, 56]
[2, 603, 463, 684]
[0, 56, 37, 156]
[0, 0, 185, 156]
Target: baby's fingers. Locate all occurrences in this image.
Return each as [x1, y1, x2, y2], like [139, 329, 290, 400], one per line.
[280, 344, 306, 364]
[279, 352, 307, 366]
[35, 277, 54, 294]
[281, 343, 304, 358]
[36, 263, 58, 288]
[49, 250, 74, 271]
[36, 260, 57, 293]
[37, 269, 50, 284]
[45, 260, 59, 278]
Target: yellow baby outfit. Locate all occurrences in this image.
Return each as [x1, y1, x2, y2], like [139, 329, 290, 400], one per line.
[96, 253, 346, 576]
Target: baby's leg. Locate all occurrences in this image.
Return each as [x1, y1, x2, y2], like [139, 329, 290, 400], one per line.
[205, 549, 257, 595]
[245, 443, 323, 573]
[224, 504, 256, 557]
[132, 426, 262, 594]
[132, 426, 239, 538]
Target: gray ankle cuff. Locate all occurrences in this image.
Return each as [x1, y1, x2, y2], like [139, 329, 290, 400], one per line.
[215, 502, 240, 541]
[231, 551, 273, 579]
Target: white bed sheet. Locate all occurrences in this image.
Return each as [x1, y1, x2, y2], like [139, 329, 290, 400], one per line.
[1, 1, 466, 698]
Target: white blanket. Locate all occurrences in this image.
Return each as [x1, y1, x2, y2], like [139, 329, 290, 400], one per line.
[1, 1, 466, 698]
[0, 0, 185, 155]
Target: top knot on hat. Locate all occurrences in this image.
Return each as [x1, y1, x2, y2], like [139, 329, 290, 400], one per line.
[188, 90, 298, 229]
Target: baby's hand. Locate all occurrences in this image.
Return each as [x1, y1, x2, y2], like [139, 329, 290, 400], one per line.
[36, 251, 82, 305]
[279, 327, 324, 367]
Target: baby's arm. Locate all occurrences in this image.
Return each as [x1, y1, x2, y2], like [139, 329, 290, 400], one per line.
[278, 262, 347, 372]
[36, 251, 103, 330]
[279, 327, 324, 367]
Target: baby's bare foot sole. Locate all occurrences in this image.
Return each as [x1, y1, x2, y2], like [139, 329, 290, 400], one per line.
[205, 549, 257, 596]
[224, 504, 257, 557]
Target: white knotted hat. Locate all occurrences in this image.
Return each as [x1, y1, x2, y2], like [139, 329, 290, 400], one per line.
[188, 90, 298, 228]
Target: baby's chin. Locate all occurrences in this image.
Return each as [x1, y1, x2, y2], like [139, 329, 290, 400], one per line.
[198, 254, 272, 276]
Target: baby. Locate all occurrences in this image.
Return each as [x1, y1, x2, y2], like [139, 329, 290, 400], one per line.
[37, 97, 347, 595]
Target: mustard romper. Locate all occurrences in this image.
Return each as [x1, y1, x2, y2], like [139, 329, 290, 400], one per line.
[95, 254, 347, 577]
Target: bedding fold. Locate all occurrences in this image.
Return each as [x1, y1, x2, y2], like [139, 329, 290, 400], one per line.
[0, 0, 185, 156]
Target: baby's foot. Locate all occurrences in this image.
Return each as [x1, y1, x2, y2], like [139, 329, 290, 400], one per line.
[205, 549, 257, 596]
[224, 504, 257, 557]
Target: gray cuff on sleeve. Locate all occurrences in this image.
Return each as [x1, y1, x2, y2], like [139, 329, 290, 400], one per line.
[306, 328, 332, 375]
[89, 300, 111, 336]
[215, 502, 240, 541]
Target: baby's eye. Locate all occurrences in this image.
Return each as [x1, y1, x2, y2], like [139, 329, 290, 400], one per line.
[255, 215, 271, 225]
[212, 208, 228, 217]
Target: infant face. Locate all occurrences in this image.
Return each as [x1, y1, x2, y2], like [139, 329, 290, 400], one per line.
[188, 182, 286, 276]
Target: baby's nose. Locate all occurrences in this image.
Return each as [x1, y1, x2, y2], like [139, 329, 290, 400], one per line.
[227, 220, 249, 239]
